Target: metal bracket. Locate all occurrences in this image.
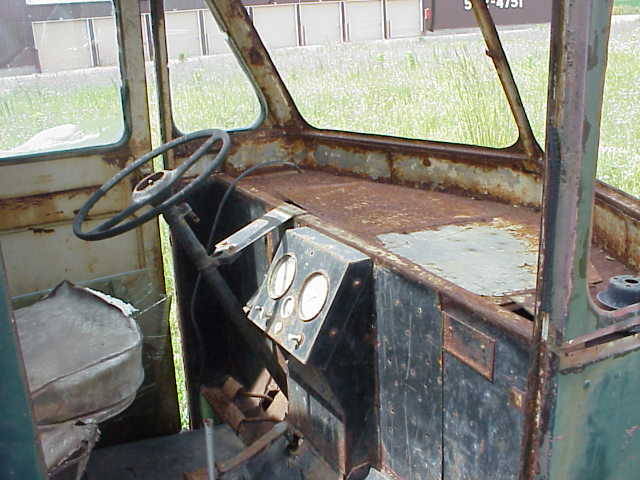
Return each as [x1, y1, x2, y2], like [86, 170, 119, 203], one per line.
[443, 313, 496, 381]
[212, 204, 305, 264]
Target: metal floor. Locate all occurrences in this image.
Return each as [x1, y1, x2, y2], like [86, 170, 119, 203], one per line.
[85, 425, 244, 480]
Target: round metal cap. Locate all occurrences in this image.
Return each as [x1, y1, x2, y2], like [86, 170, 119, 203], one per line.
[596, 275, 640, 310]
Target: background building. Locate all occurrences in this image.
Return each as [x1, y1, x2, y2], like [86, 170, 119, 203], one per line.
[1, 0, 551, 74]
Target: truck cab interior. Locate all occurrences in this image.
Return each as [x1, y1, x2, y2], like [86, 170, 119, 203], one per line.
[1, 0, 640, 479]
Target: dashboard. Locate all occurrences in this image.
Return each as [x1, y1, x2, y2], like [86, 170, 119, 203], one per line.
[246, 227, 371, 365]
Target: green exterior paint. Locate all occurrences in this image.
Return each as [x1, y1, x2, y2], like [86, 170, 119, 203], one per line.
[0, 246, 46, 479]
[564, 0, 614, 340]
[550, 343, 640, 479]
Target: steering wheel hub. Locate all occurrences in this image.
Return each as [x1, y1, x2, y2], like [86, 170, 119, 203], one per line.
[132, 170, 176, 206]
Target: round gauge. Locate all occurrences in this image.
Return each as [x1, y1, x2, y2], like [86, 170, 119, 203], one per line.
[299, 272, 330, 321]
[268, 254, 296, 299]
[281, 296, 295, 318]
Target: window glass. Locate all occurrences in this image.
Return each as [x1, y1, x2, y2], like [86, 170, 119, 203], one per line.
[598, 16, 639, 198]
[165, 2, 261, 132]
[500, 24, 549, 148]
[502, 14, 640, 198]
[251, 0, 518, 148]
[0, 1, 125, 158]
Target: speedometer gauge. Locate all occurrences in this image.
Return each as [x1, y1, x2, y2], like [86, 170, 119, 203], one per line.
[299, 272, 329, 321]
[268, 254, 296, 299]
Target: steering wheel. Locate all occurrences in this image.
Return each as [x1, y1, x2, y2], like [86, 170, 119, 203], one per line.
[74, 129, 230, 241]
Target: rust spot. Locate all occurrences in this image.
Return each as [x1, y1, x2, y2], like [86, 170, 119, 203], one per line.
[30, 227, 55, 234]
[443, 313, 497, 381]
[0, 185, 100, 230]
[103, 148, 131, 169]
[304, 131, 534, 173]
[173, 137, 212, 159]
[509, 387, 526, 413]
[248, 46, 265, 66]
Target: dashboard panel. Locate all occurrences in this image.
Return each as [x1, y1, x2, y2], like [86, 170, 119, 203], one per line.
[247, 227, 371, 365]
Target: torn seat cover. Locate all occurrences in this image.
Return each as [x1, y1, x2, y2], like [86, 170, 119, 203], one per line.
[14, 280, 144, 425]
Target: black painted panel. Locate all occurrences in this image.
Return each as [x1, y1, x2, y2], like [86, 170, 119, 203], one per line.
[374, 267, 443, 480]
[288, 264, 376, 475]
[443, 308, 531, 479]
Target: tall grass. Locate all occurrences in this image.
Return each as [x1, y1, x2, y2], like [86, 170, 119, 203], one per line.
[0, 78, 123, 154]
[613, 0, 640, 15]
[1, 21, 638, 195]
[169, 56, 260, 133]
[267, 36, 516, 147]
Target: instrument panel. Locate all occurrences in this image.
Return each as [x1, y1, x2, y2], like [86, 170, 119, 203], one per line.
[246, 227, 371, 365]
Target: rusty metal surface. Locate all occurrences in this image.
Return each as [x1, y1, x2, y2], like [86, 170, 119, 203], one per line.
[217, 422, 288, 474]
[202, 387, 247, 433]
[236, 169, 631, 287]
[522, 1, 639, 478]
[509, 387, 526, 413]
[201, 378, 286, 446]
[442, 301, 531, 480]
[444, 314, 496, 381]
[559, 333, 640, 371]
[239, 170, 540, 239]
[0, 184, 129, 231]
[220, 129, 545, 210]
[593, 190, 640, 272]
[562, 315, 640, 355]
[219, 132, 639, 276]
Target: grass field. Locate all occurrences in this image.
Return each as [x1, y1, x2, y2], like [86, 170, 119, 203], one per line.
[614, 0, 640, 15]
[2, 19, 638, 195]
[1, 16, 638, 428]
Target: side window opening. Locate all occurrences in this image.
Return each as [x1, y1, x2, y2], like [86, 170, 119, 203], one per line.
[266, 27, 518, 147]
[0, 1, 125, 159]
[251, 0, 520, 148]
[502, 15, 639, 199]
[164, 1, 262, 133]
[598, 15, 640, 198]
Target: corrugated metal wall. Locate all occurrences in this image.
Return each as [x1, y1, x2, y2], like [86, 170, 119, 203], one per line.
[6, 0, 552, 74]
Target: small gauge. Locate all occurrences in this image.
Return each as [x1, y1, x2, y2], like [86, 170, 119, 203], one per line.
[268, 254, 297, 299]
[299, 272, 330, 321]
[281, 296, 295, 318]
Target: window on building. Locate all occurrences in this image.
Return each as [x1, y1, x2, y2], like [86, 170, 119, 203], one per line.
[0, 1, 125, 159]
